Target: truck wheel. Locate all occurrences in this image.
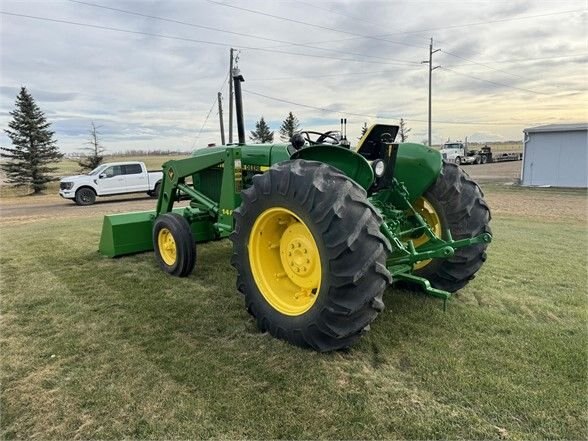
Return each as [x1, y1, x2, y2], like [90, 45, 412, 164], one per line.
[74, 187, 96, 206]
[454, 156, 462, 165]
[481, 155, 488, 164]
[413, 162, 491, 292]
[150, 182, 161, 198]
[231, 160, 392, 352]
[153, 213, 196, 277]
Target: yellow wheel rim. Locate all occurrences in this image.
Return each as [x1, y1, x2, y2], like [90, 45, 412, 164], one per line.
[158, 228, 177, 266]
[411, 197, 443, 270]
[248, 207, 321, 316]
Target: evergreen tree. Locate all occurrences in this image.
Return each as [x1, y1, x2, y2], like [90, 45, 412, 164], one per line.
[399, 118, 412, 142]
[279, 112, 300, 141]
[359, 122, 368, 139]
[250, 116, 274, 143]
[1, 87, 63, 194]
[78, 122, 105, 172]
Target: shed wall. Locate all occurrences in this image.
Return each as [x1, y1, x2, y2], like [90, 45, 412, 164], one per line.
[522, 130, 587, 187]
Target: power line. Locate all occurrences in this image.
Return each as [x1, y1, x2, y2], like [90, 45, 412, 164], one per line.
[441, 67, 547, 95]
[194, 74, 230, 147]
[67, 0, 420, 66]
[0, 11, 421, 67]
[205, 0, 427, 50]
[386, 8, 586, 35]
[444, 52, 588, 67]
[257, 8, 584, 51]
[440, 49, 526, 79]
[247, 68, 423, 82]
[243, 89, 529, 126]
[205, 0, 581, 81]
[293, 0, 433, 44]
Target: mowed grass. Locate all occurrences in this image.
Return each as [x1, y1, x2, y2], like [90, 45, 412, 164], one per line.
[1, 188, 587, 439]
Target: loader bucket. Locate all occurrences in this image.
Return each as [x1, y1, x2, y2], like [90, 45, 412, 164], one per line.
[99, 210, 156, 257]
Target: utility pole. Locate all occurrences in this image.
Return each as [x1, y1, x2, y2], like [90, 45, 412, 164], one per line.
[422, 37, 440, 146]
[228, 48, 234, 144]
[218, 92, 225, 145]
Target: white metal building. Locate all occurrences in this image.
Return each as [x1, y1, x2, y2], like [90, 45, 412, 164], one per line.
[521, 123, 588, 188]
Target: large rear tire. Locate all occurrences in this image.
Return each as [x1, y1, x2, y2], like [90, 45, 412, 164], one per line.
[414, 162, 491, 292]
[231, 160, 392, 352]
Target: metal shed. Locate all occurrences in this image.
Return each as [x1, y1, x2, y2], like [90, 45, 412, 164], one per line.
[521, 123, 587, 188]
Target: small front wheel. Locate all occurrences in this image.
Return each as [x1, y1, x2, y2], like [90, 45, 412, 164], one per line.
[153, 213, 196, 277]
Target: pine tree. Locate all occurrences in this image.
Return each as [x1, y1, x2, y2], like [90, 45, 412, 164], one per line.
[78, 122, 105, 172]
[359, 122, 368, 139]
[279, 112, 300, 141]
[1, 87, 63, 194]
[399, 118, 412, 142]
[250, 116, 274, 143]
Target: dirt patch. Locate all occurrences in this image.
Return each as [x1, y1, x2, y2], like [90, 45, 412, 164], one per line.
[0, 194, 158, 225]
[462, 161, 522, 183]
[483, 186, 587, 224]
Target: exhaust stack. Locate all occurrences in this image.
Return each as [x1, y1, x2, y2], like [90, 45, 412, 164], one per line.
[232, 69, 245, 145]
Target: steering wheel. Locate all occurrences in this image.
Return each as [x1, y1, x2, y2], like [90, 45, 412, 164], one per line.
[298, 130, 341, 146]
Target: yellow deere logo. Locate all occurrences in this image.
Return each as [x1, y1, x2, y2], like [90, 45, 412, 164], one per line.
[168, 168, 175, 180]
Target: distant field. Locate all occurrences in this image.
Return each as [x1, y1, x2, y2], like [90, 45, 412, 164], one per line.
[1, 185, 586, 439]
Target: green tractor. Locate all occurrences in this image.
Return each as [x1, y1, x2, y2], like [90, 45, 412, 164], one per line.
[99, 72, 492, 352]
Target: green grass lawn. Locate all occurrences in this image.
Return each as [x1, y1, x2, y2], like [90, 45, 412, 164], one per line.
[1, 192, 587, 439]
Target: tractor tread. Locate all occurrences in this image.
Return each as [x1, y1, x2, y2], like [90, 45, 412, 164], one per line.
[231, 159, 392, 352]
[415, 161, 491, 292]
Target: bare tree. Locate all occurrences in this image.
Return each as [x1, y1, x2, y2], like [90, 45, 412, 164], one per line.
[399, 118, 412, 142]
[78, 122, 105, 172]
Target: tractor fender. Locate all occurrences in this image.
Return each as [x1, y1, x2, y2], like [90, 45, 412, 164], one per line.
[394, 143, 443, 202]
[290, 145, 374, 191]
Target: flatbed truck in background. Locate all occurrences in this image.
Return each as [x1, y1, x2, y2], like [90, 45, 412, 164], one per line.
[440, 142, 522, 165]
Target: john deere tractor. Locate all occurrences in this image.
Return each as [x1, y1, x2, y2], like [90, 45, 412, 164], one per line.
[99, 71, 492, 351]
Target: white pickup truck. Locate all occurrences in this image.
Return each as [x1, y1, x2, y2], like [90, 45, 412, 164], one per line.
[59, 161, 163, 205]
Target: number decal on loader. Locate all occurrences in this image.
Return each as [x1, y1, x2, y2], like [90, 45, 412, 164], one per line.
[222, 208, 233, 216]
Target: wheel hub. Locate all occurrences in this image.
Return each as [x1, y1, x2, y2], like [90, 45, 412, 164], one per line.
[280, 224, 318, 286]
[158, 228, 177, 266]
[248, 207, 322, 316]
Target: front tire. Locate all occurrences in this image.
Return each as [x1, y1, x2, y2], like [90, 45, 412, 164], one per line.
[153, 213, 196, 277]
[231, 160, 392, 352]
[149, 182, 161, 198]
[454, 156, 462, 165]
[74, 187, 96, 206]
[414, 162, 491, 292]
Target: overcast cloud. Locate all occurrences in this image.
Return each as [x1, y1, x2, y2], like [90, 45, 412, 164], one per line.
[1, 0, 586, 153]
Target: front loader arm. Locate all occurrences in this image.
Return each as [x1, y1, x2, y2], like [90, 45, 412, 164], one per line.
[157, 147, 243, 233]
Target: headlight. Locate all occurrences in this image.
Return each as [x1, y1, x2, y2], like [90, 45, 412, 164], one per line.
[60, 182, 73, 190]
[372, 160, 385, 178]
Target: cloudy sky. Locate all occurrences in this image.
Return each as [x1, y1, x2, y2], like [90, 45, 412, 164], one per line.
[1, 0, 586, 153]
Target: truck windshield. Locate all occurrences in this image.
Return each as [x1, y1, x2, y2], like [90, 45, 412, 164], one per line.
[88, 165, 107, 176]
[442, 144, 462, 149]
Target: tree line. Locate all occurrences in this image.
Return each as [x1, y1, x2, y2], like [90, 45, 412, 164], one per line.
[1, 88, 413, 194]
